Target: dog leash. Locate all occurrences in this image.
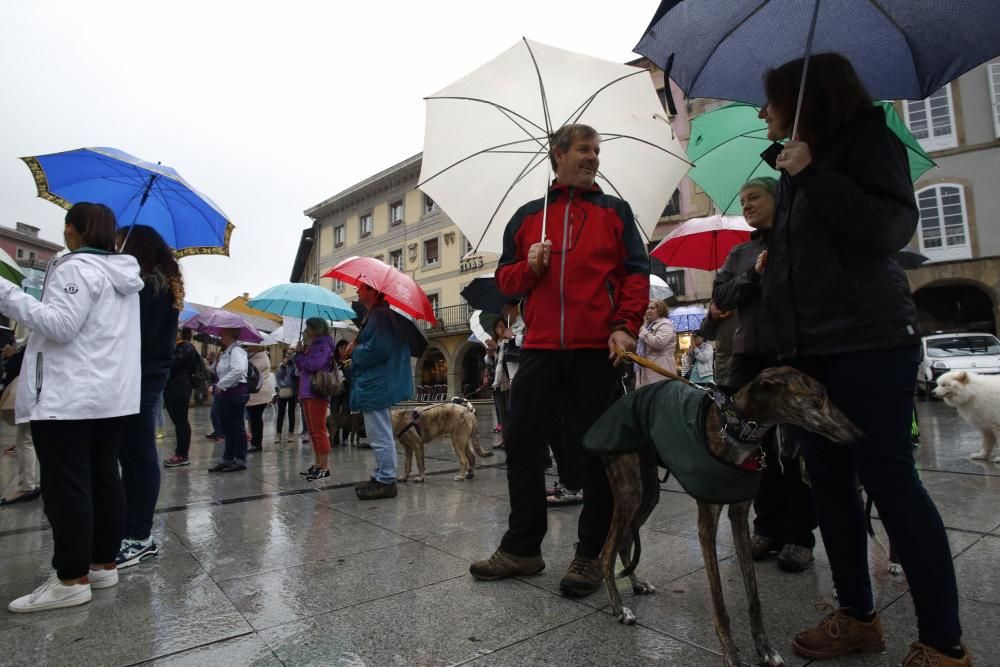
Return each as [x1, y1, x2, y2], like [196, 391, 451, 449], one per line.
[614, 346, 706, 391]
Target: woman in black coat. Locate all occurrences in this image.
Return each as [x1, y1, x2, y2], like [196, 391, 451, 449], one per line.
[759, 53, 966, 665]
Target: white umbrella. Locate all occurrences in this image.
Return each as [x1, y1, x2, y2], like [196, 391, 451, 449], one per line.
[418, 38, 690, 255]
[649, 274, 674, 301]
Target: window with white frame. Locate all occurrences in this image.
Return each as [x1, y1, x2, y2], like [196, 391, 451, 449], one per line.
[904, 85, 957, 151]
[334, 279, 344, 292]
[989, 63, 1000, 138]
[389, 248, 404, 271]
[427, 292, 440, 314]
[360, 212, 373, 237]
[389, 200, 404, 225]
[423, 194, 437, 215]
[423, 238, 440, 266]
[916, 184, 971, 261]
[334, 225, 345, 247]
[464, 236, 474, 255]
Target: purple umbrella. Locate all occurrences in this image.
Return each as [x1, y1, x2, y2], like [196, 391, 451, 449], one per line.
[183, 308, 263, 343]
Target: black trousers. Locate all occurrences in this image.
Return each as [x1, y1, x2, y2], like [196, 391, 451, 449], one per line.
[32, 417, 126, 580]
[728, 353, 817, 549]
[499, 349, 617, 559]
[276, 395, 296, 434]
[247, 404, 267, 449]
[548, 416, 583, 491]
[164, 383, 193, 457]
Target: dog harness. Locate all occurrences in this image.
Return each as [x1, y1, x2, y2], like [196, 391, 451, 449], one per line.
[583, 380, 767, 504]
[396, 410, 423, 438]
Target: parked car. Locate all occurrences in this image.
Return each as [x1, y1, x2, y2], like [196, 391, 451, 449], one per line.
[916, 332, 1000, 397]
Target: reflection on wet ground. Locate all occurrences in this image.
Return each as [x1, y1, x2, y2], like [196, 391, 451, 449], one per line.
[0, 399, 997, 665]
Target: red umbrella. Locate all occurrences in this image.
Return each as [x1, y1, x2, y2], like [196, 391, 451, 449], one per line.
[322, 256, 437, 325]
[650, 214, 753, 271]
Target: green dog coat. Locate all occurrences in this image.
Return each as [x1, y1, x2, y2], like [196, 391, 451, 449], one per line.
[584, 380, 763, 504]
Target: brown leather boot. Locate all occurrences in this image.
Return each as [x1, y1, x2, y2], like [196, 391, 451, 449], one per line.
[792, 604, 885, 659]
[469, 549, 545, 581]
[901, 642, 973, 666]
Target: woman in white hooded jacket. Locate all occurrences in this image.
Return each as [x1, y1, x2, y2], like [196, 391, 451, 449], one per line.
[0, 203, 142, 613]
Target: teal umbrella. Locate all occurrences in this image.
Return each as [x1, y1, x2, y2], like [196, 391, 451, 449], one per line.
[248, 283, 355, 324]
[687, 102, 936, 214]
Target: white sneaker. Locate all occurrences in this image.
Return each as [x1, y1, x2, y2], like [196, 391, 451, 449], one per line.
[8, 575, 92, 613]
[88, 567, 119, 590]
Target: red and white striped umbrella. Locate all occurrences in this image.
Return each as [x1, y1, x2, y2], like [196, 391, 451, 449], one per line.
[651, 214, 753, 271]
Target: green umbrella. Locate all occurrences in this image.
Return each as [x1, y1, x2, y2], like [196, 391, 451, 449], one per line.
[0, 248, 24, 287]
[687, 102, 936, 214]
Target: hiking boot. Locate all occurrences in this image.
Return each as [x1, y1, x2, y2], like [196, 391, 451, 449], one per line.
[792, 604, 885, 660]
[469, 549, 545, 581]
[546, 487, 584, 506]
[777, 544, 814, 573]
[163, 455, 190, 468]
[559, 545, 603, 597]
[356, 480, 398, 500]
[355, 477, 377, 490]
[902, 641, 972, 666]
[751, 534, 776, 561]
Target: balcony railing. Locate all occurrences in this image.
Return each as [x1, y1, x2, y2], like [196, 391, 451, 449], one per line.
[420, 303, 473, 334]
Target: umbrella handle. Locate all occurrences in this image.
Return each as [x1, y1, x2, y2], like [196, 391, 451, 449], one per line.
[790, 0, 821, 141]
[540, 160, 552, 242]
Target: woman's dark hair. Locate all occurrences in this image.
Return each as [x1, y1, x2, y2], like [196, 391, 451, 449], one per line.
[117, 224, 185, 310]
[334, 338, 349, 361]
[65, 202, 117, 252]
[180, 328, 193, 341]
[305, 317, 330, 337]
[764, 52, 873, 153]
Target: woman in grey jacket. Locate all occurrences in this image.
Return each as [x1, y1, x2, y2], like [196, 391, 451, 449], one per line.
[0, 203, 143, 613]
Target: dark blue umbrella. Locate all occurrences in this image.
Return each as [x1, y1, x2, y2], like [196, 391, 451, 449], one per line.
[21, 147, 234, 258]
[460, 273, 522, 315]
[635, 1, 1000, 106]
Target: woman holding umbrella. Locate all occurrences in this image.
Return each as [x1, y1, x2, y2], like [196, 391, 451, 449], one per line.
[294, 318, 335, 481]
[114, 224, 183, 569]
[760, 54, 967, 665]
[0, 203, 143, 612]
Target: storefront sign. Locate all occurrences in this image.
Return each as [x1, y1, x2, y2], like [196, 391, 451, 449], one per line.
[460, 255, 484, 273]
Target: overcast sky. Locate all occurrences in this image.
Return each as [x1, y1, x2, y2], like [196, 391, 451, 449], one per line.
[0, 1, 657, 306]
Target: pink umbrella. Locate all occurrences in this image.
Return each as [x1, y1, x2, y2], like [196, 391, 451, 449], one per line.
[650, 214, 753, 271]
[322, 256, 437, 325]
[183, 308, 263, 343]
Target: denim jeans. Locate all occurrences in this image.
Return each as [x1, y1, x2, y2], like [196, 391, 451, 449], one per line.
[363, 409, 396, 484]
[120, 384, 165, 540]
[796, 346, 961, 648]
[218, 391, 249, 464]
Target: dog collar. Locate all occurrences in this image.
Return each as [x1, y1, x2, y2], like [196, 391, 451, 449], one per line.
[710, 385, 773, 454]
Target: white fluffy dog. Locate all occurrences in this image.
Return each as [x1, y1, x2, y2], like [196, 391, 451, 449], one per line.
[933, 370, 1000, 463]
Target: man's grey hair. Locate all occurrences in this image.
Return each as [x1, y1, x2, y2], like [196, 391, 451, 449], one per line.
[739, 176, 778, 196]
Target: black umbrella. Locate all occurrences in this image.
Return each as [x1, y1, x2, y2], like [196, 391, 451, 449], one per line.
[460, 274, 522, 315]
[894, 250, 929, 270]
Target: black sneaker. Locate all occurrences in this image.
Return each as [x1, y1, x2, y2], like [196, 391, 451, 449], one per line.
[116, 539, 159, 569]
[219, 462, 246, 473]
[300, 465, 319, 477]
[356, 480, 398, 500]
[306, 468, 330, 481]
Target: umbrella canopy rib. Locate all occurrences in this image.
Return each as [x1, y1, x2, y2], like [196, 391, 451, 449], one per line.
[475, 151, 550, 252]
[422, 96, 547, 136]
[600, 133, 693, 164]
[561, 70, 651, 129]
[685, 1, 771, 96]
[523, 38, 553, 136]
[418, 135, 548, 189]
[595, 170, 651, 245]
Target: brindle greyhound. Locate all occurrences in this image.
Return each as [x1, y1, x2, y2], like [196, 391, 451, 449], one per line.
[594, 355, 861, 667]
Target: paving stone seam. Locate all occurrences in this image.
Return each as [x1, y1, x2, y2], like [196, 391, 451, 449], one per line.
[120, 629, 259, 667]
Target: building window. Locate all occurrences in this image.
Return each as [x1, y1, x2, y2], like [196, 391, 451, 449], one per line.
[360, 213, 373, 237]
[423, 238, 440, 266]
[427, 292, 440, 314]
[389, 249, 404, 271]
[423, 195, 437, 215]
[334, 279, 344, 292]
[661, 189, 681, 217]
[916, 184, 972, 261]
[989, 63, 1000, 138]
[28, 251, 35, 262]
[334, 225, 345, 247]
[464, 237, 474, 255]
[389, 200, 404, 225]
[663, 270, 685, 296]
[904, 85, 958, 151]
[16, 248, 24, 259]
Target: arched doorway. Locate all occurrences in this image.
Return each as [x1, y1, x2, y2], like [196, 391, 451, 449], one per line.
[417, 346, 449, 400]
[454, 342, 489, 399]
[914, 282, 996, 335]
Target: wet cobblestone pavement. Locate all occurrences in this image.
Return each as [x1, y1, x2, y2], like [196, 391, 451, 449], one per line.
[0, 399, 997, 666]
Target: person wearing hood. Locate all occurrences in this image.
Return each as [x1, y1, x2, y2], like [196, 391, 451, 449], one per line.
[345, 283, 414, 500]
[113, 225, 182, 570]
[294, 318, 334, 481]
[0, 202, 142, 613]
[714, 176, 818, 575]
[209, 328, 250, 473]
[245, 343, 275, 453]
[759, 54, 966, 666]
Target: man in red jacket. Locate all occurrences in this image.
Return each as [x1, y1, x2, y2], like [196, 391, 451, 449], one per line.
[470, 124, 650, 596]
